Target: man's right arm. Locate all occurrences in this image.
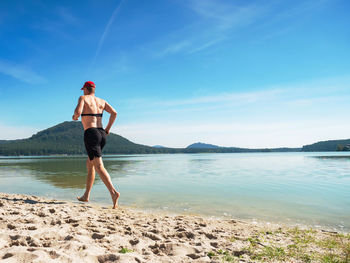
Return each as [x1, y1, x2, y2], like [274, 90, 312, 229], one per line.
[72, 96, 84, 121]
[104, 101, 117, 134]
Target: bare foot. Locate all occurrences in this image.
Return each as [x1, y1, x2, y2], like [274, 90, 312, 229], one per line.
[112, 191, 120, 209]
[77, 195, 89, 202]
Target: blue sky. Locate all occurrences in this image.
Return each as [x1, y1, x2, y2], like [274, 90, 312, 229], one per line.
[0, 0, 349, 148]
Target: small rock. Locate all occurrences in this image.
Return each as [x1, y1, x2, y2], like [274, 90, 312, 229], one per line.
[49, 208, 55, 213]
[28, 226, 37, 230]
[233, 250, 247, 257]
[143, 232, 161, 241]
[210, 242, 218, 248]
[129, 239, 139, 246]
[65, 218, 78, 224]
[185, 231, 195, 239]
[10, 241, 19, 246]
[10, 211, 20, 215]
[9, 235, 20, 240]
[7, 224, 16, 230]
[2, 253, 13, 259]
[205, 233, 217, 239]
[97, 254, 119, 263]
[28, 241, 39, 247]
[92, 233, 105, 240]
[49, 250, 60, 259]
[150, 229, 159, 234]
[107, 226, 116, 231]
[187, 253, 201, 259]
[64, 235, 74, 241]
[37, 212, 46, 217]
[43, 242, 51, 247]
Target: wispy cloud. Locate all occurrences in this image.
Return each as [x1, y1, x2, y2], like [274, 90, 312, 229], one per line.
[0, 59, 46, 84]
[155, 89, 283, 107]
[88, 0, 128, 74]
[188, 0, 261, 30]
[156, 40, 191, 57]
[119, 75, 350, 135]
[253, 0, 330, 42]
[153, 0, 262, 56]
[125, 75, 350, 112]
[153, 0, 330, 56]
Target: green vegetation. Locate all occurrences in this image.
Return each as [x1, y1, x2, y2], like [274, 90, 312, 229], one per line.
[118, 247, 133, 253]
[0, 121, 177, 155]
[218, 250, 236, 262]
[251, 246, 286, 261]
[1, 121, 350, 156]
[211, 227, 350, 263]
[0, 121, 302, 156]
[303, 139, 350, 151]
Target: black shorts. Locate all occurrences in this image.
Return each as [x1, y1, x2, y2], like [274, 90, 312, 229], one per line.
[84, 128, 107, 160]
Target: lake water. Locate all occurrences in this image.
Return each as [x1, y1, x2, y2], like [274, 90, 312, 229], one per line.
[0, 152, 349, 231]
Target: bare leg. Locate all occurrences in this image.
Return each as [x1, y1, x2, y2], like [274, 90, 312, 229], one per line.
[92, 157, 120, 209]
[77, 158, 95, 202]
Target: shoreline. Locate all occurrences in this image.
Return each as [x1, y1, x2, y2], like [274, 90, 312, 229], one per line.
[1, 193, 349, 262]
[15, 192, 347, 234]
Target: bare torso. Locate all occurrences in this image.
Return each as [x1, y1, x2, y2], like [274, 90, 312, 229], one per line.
[80, 95, 106, 130]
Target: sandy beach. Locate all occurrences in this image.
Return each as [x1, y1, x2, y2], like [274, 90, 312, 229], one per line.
[0, 193, 349, 263]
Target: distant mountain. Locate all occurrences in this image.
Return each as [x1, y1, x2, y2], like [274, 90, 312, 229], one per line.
[3, 121, 345, 156]
[302, 139, 350, 152]
[187, 142, 220, 149]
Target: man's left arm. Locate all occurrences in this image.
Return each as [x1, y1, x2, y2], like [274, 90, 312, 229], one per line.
[72, 96, 84, 121]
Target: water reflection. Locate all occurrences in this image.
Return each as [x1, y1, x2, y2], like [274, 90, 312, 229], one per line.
[0, 158, 131, 189]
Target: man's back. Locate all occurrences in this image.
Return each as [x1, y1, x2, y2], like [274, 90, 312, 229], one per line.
[81, 95, 105, 130]
[82, 95, 105, 114]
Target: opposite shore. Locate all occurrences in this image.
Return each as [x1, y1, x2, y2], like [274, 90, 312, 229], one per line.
[0, 192, 349, 262]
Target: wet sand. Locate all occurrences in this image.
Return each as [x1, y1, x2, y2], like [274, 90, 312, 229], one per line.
[0, 193, 348, 262]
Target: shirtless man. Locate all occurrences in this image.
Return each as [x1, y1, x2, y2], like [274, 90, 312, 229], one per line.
[72, 81, 120, 209]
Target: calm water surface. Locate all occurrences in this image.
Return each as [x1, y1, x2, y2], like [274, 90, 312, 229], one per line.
[0, 152, 349, 231]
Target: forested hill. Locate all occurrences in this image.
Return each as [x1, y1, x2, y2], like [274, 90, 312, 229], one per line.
[3, 121, 345, 156]
[0, 121, 175, 155]
[302, 139, 350, 152]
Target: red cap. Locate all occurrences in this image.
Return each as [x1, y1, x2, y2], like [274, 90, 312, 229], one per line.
[81, 81, 96, 90]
